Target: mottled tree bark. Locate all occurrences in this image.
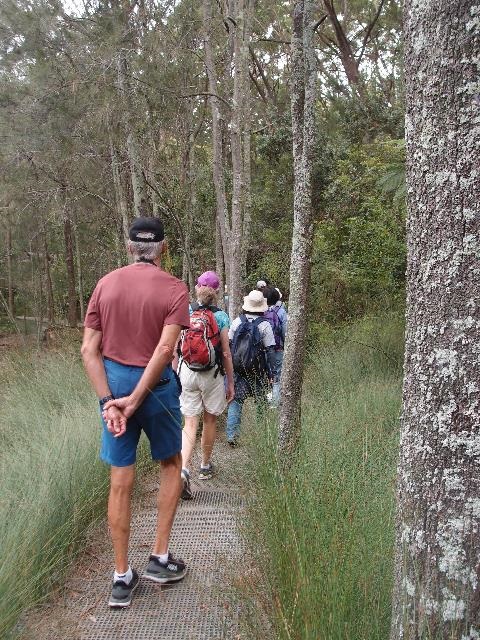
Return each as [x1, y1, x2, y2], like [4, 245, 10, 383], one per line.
[278, 0, 316, 455]
[228, 0, 253, 317]
[390, 2, 480, 639]
[182, 125, 197, 292]
[203, 0, 231, 286]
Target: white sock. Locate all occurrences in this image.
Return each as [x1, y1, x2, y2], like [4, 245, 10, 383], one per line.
[201, 463, 211, 470]
[152, 551, 169, 564]
[114, 566, 133, 584]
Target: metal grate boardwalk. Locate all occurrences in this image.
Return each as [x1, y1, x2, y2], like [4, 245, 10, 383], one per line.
[19, 436, 246, 640]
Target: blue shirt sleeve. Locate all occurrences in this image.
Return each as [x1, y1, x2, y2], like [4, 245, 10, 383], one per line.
[214, 310, 231, 333]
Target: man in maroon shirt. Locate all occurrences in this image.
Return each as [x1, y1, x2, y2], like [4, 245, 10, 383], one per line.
[81, 217, 190, 608]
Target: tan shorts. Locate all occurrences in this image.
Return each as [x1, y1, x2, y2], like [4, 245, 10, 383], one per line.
[179, 365, 227, 417]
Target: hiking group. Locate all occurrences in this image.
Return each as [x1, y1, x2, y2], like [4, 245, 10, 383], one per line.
[81, 216, 288, 608]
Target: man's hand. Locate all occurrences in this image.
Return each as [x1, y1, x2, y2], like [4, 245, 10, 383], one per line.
[103, 396, 137, 420]
[226, 381, 235, 404]
[103, 404, 127, 438]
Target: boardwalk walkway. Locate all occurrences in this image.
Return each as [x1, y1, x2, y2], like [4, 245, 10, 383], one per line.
[20, 437, 246, 640]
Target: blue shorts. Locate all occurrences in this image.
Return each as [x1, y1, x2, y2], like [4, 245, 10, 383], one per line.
[100, 358, 182, 467]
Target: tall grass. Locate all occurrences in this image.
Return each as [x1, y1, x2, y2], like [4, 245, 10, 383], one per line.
[0, 349, 109, 638]
[243, 312, 404, 640]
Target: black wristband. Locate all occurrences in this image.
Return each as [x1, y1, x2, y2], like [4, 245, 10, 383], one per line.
[99, 394, 114, 407]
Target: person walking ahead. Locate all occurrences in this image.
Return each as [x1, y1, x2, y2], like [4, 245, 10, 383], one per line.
[178, 271, 234, 499]
[226, 290, 276, 445]
[81, 217, 190, 608]
[264, 287, 288, 408]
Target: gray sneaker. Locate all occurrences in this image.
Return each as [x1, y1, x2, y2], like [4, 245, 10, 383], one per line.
[108, 569, 139, 608]
[181, 468, 193, 500]
[142, 553, 187, 584]
[198, 463, 215, 480]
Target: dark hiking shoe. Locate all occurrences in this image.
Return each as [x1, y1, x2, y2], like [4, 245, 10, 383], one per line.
[143, 553, 187, 584]
[227, 437, 238, 448]
[198, 463, 215, 480]
[108, 569, 139, 608]
[181, 468, 193, 500]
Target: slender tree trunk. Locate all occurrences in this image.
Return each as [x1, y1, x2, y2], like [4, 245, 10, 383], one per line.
[182, 128, 196, 291]
[241, 79, 252, 278]
[215, 216, 225, 308]
[203, 0, 231, 290]
[62, 191, 78, 328]
[6, 222, 14, 317]
[73, 219, 85, 322]
[229, 0, 246, 317]
[109, 133, 130, 244]
[323, 0, 361, 87]
[390, 3, 480, 639]
[43, 230, 54, 325]
[228, 0, 253, 317]
[117, 50, 151, 217]
[278, 0, 316, 455]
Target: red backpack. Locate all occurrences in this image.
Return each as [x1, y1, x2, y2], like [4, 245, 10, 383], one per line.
[179, 304, 221, 372]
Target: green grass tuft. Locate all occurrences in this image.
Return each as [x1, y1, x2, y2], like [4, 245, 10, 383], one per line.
[0, 349, 109, 638]
[242, 312, 404, 639]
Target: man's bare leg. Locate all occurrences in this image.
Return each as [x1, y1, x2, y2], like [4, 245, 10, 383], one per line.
[181, 416, 199, 470]
[108, 465, 135, 573]
[153, 452, 183, 555]
[201, 411, 217, 467]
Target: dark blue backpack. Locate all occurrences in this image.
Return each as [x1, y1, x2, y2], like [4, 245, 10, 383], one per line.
[264, 307, 283, 349]
[232, 315, 266, 375]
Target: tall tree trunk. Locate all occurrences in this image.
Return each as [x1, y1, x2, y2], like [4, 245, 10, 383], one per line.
[6, 221, 14, 317]
[229, 0, 245, 317]
[73, 218, 85, 322]
[182, 128, 196, 292]
[278, 0, 316, 455]
[43, 229, 55, 325]
[390, 3, 480, 639]
[228, 0, 252, 317]
[117, 50, 151, 217]
[62, 191, 78, 328]
[215, 216, 225, 308]
[35, 244, 44, 347]
[109, 133, 130, 244]
[203, 0, 231, 289]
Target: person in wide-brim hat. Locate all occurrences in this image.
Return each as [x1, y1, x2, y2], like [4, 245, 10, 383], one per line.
[226, 289, 276, 446]
[242, 289, 268, 313]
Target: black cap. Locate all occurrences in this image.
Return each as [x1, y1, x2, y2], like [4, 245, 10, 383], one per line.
[128, 217, 164, 242]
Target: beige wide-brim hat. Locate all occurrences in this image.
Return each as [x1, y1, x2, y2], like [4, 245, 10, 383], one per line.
[243, 290, 268, 313]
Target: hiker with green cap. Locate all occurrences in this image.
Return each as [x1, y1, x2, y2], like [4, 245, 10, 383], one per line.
[81, 216, 190, 608]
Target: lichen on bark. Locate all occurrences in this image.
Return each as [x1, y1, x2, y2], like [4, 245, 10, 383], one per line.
[390, 2, 480, 639]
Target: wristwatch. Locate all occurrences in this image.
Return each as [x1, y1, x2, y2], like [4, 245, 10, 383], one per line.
[99, 394, 114, 407]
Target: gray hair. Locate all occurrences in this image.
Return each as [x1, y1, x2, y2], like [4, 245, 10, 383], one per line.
[127, 239, 163, 261]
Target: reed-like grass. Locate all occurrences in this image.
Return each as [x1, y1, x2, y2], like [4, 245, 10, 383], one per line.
[0, 349, 109, 638]
[242, 312, 404, 640]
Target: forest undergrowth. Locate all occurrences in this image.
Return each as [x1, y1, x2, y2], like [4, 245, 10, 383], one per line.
[0, 345, 156, 638]
[241, 312, 404, 640]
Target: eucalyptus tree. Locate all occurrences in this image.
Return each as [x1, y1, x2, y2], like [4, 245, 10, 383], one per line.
[278, 0, 317, 454]
[390, 1, 480, 638]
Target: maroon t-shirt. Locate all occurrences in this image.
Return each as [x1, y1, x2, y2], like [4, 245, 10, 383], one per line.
[84, 263, 190, 367]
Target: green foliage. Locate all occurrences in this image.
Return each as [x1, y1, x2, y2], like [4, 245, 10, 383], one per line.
[241, 312, 404, 640]
[311, 142, 406, 321]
